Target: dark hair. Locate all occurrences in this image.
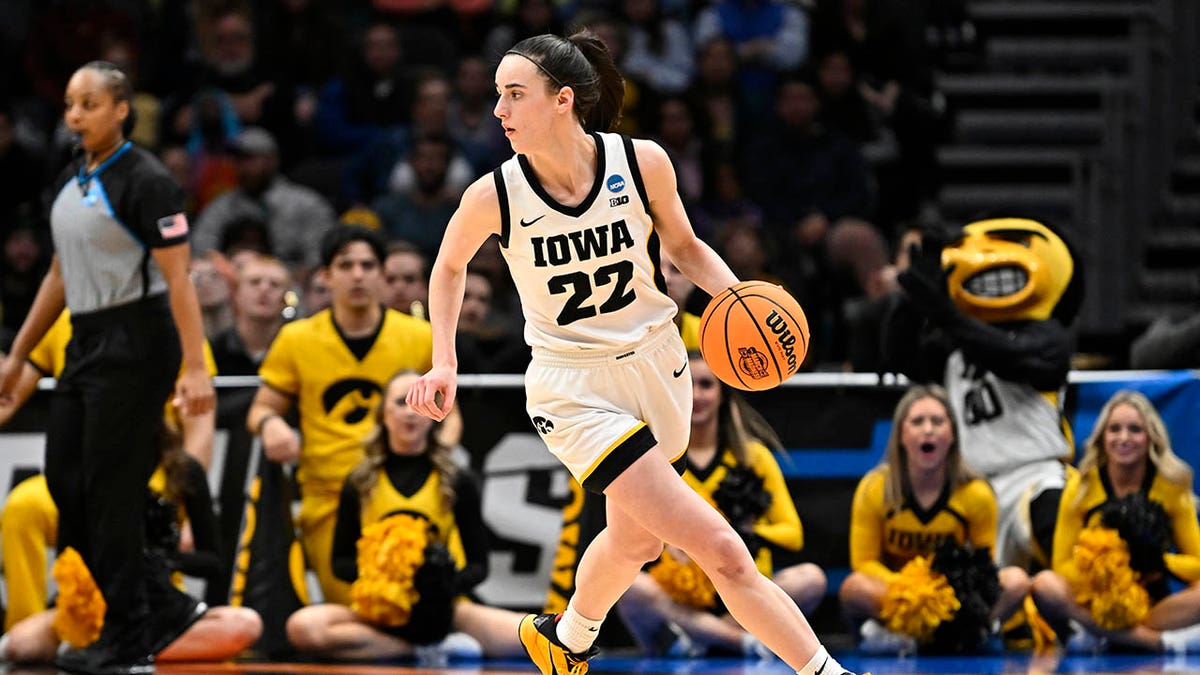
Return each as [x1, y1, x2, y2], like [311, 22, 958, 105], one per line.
[220, 215, 273, 256]
[78, 60, 136, 137]
[507, 29, 624, 132]
[386, 240, 429, 277]
[319, 224, 387, 268]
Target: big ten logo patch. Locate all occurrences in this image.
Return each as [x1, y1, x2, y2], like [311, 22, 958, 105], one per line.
[476, 433, 573, 607]
[609, 195, 629, 208]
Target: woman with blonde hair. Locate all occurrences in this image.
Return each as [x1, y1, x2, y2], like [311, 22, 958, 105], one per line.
[1030, 390, 1200, 653]
[840, 384, 1030, 654]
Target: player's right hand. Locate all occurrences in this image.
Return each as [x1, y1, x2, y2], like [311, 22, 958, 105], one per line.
[0, 354, 22, 407]
[407, 365, 457, 422]
[261, 417, 301, 464]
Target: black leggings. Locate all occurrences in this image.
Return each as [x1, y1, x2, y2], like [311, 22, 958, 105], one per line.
[44, 296, 180, 623]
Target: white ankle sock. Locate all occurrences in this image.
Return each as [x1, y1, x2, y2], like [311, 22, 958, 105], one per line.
[556, 603, 604, 654]
[797, 645, 843, 675]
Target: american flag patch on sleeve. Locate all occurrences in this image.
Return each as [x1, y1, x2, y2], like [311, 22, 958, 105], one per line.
[157, 213, 190, 238]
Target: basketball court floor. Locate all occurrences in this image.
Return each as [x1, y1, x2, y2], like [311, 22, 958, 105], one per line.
[5, 651, 1200, 674]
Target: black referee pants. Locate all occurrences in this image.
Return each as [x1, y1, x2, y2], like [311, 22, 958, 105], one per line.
[45, 295, 181, 624]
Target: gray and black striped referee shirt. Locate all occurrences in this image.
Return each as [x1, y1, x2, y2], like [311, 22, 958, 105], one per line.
[50, 142, 190, 315]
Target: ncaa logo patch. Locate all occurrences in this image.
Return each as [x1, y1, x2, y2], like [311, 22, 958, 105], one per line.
[606, 174, 625, 193]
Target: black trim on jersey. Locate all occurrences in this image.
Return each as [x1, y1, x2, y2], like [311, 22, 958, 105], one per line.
[1087, 464, 1158, 523]
[647, 229, 668, 295]
[494, 168, 511, 248]
[330, 306, 387, 361]
[517, 132, 606, 218]
[671, 452, 687, 477]
[582, 425, 657, 494]
[903, 483, 952, 525]
[687, 451, 725, 483]
[620, 135, 650, 213]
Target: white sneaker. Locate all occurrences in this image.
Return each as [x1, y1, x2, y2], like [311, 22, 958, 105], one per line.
[1065, 620, 1107, 654]
[1161, 622, 1200, 654]
[415, 631, 484, 665]
[859, 619, 917, 656]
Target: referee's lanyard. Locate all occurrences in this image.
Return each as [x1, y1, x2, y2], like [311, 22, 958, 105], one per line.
[77, 140, 132, 206]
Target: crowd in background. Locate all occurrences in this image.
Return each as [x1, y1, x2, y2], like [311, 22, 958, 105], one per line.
[0, 0, 976, 371]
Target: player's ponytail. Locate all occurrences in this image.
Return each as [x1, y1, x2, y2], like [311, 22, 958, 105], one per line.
[568, 29, 624, 132]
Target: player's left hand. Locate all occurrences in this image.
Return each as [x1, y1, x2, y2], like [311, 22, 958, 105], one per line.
[408, 365, 457, 422]
[174, 366, 215, 416]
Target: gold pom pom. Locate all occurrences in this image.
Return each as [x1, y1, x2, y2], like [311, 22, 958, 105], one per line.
[649, 548, 717, 609]
[1066, 527, 1151, 630]
[51, 547, 107, 648]
[350, 514, 430, 627]
[879, 555, 960, 642]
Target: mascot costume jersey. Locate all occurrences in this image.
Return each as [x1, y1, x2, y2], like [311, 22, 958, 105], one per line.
[883, 217, 1085, 571]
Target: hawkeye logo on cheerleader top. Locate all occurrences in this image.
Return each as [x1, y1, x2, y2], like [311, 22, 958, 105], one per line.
[530, 219, 635, 268]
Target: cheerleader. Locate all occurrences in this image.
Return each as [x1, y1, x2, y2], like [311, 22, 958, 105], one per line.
[840, 385, 1030, 654]
[1030, 390, 1200, 653]
[285, 371, 526, 660]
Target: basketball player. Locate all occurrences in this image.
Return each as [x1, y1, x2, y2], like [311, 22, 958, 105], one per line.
[406, 31, 863, 675]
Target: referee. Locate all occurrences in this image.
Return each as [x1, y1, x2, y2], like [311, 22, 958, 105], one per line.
[0, 61, 214, 674]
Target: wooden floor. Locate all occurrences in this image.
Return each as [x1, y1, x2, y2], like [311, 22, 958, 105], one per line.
[6, 651, 1200, 675]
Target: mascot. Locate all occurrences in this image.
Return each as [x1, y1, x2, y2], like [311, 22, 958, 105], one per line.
[884, 217, 1085, 571]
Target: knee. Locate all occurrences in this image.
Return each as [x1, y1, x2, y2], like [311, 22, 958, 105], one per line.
[838, 572, 876, 605]
[1030, 569, 1066, 603]
[697, 531, 756, 584]
[4, 623, 55, 664]
[776, 563, 827, 609]
[234, 608, 264, 647]
[286, 608, 326, 652]
[999, 566, 1031, 597]
[617, 535, 665, 567]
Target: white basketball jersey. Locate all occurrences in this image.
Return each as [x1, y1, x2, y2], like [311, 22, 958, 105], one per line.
[496, 132, 677, 350]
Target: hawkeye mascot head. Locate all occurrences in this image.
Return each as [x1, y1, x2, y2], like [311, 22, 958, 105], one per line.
[884, 216, 1084, 571]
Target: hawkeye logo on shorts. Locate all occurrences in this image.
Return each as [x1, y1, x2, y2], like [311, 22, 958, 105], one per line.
[532, 416, 555, 435]
[606, 174, 625, 193]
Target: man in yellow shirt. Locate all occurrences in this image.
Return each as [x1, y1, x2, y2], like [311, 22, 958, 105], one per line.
[246, 226, 434, 605]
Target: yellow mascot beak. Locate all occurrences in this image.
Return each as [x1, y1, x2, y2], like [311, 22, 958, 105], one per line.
[942, 218, 1074, 322]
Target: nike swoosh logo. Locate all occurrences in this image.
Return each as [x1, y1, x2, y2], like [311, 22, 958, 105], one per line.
[586, 627, 598, 632]
[672, 362, 687, 378]
[814, 657, 828, 675]
[520, 214, 546, 227]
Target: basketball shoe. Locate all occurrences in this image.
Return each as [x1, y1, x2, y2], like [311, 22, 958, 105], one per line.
[518, 613, 599, 675]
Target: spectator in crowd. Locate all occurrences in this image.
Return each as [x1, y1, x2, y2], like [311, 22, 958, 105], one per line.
[246, 226, 434, 606]
[484, 0, 568, 65]
[193, 127, 337, 271]
[0, 107, 45, 228]
[651, 96, 705, 208]
[687, 36, 747, 150]
[1030, 390, 1200, 654]
[314, 20, 414, 157]
[286, 370, 528, 661]
[219, 214, 274, 259]
[189, 253, 235, 339]
[811, 0, 944, 224]
[455, 268, 529, 374]
[742, 72, 880, 366]
[840, 384, 1030, 654]
[619, 0, 694, 96]
[255, 0, 346, 113]
[211, 254, 292, 377]
[692, 155, 762, 246]
[343, 74, 481, 207]
[158, 144, 199, 217]
[300, 265, 333, 317]
[99, 36, 162, 150]
[448, 55, 512, 169]
[812, 49, 895, 164]
[693, 0, 810, 127]
[618, 351, 827, 657]
[383, 241, 430, 318]
[2, 223, 50, 337]
[1130, 309, 1200, 370]
[372, 135, 463, 261]
[166, 6, 299, 160]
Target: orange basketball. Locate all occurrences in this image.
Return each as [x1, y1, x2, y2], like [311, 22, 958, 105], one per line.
[698, 281, 809, 391]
